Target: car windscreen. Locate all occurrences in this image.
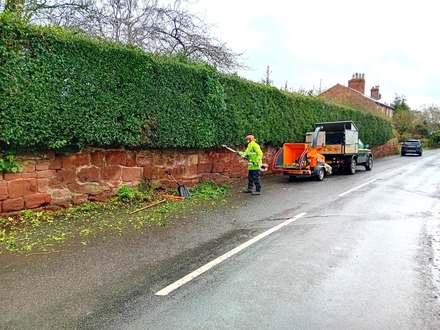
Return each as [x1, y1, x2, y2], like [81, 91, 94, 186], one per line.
[403, 141, 420, 146]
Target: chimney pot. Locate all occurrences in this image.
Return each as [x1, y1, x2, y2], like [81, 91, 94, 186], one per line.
[370, 85, 381, 100]
[348, 73, 366, 94]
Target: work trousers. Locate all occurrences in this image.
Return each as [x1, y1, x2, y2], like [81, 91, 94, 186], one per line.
[247, 169, 261, 192]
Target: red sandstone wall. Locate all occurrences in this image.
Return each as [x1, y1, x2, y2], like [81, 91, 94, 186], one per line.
[0, 147, 277, 215]
[0, 140, 398, 215]
[370, 138, 399, 158]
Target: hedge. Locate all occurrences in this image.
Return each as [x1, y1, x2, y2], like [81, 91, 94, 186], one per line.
[0, 13, 393, 153]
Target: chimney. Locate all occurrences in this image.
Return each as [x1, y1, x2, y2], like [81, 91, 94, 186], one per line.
[348, 73, 365, 94]
[370, 85, 381, 100]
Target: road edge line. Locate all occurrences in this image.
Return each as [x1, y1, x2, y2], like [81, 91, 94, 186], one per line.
[155, 212, 307, 296]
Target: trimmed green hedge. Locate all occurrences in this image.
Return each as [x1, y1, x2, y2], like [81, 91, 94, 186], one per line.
[0, 13, 393, 153]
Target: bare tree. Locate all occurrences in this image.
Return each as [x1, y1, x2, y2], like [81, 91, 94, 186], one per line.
[417, 104, 440, 130]
[15, 0, 246, 72]
[260, 65, 273, 86]
[2, 0, 86, 23]
[144, 1, 245, 72]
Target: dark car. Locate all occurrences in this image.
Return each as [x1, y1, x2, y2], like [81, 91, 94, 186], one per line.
[401, 139, 423, 156]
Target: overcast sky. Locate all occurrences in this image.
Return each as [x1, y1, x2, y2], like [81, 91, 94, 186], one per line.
[189, 0, 439, 110]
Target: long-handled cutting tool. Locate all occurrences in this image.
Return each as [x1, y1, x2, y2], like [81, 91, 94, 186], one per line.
[222, 145, 268, 171]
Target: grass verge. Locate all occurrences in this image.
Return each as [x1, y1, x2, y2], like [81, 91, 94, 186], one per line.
[0, 181, 230, 254]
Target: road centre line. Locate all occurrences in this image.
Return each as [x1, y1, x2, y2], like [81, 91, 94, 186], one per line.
[381, 162, 418, 177]
[155, 212, 307, 296]
[338, 179, 377, 197]
[338, 158, 427, 198]
[382, 168, 402, 176]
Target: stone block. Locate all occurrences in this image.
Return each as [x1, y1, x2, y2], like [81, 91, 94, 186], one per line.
[21, 162, 36, 172]
[184, 164, 198, 178]
[2, 197, 24, 212]
[48, 177, 59, 187]
[62, 154, 90, 169]
[48, 187, 72, 200]
[8, 179, 37, 198]
[65, 182, 85, 194]
[83, 183, 111, 196]
[186, 154, 199, 166]
[212, 160, 226, 173]
[89, 191, 114, 202]
[72, 194, 89, 205]
[49, 157, 62, 170]
[37, 169, 57, 179]
[102, 166, 122, 181]
[57, 169, 77, 184]
[4, 172, 22, 180]
[35, 162, 50, 171]
[0, 182, 8, 200]
[122, 167, 143, 182]
[78, 167, 101, 182]
[22, 172, 37, 179]
[24, 193, 51, 209]
[143, 165, 156, 180]
[198, 162, 213, 173]
[127, 151, 137, 167]
[106, 151, 126, 166]
[37, 178, 50, 192]
[90, 150, 105, 167]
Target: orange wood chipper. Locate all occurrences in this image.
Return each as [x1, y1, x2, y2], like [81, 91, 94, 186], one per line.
[272, 126, 332, 181]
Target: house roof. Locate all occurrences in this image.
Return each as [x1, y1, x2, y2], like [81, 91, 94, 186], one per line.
[322, 84, 394, 110]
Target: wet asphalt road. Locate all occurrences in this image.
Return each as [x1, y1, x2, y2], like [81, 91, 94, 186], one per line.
[1, 150, 440, 329]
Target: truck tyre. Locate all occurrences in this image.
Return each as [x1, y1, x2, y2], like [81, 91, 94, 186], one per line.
[365, 156, 373, 171]
[315, 167, 325, 181]
[347, 158, 356, 175]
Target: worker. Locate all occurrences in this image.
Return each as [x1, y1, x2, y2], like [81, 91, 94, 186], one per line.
[236, 135, 264, 195]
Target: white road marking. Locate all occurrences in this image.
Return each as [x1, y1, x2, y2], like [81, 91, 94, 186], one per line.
[338, 179, 377, 197]
[381, 168, 402, 176]
[339, 160, 425, 197]
[381, 162, 418, 176]
[155, 212, 307, 296]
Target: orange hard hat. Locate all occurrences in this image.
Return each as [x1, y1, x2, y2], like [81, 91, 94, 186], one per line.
[245, 135, 255, 141]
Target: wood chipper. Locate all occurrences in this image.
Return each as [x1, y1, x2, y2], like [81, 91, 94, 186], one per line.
[272, 126, 332, 181]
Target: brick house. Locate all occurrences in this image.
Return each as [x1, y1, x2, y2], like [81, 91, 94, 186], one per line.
[319, 73, 394, 118]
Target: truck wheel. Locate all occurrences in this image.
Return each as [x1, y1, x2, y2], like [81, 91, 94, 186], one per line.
[315, 168, 325, 181]
[347, 158, 356, 175]
[365, 156, 373, 171]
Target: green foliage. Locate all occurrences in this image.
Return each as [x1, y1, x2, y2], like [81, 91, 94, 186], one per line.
[190, 181, 229, 200]
[0, 153, 21, 172]
[393, 110, 416, 139]
[0, 14, 393, 153]
[116, 185, 150, 202]
[391, 94, 411, 113]
[429, 130, 440, 147]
